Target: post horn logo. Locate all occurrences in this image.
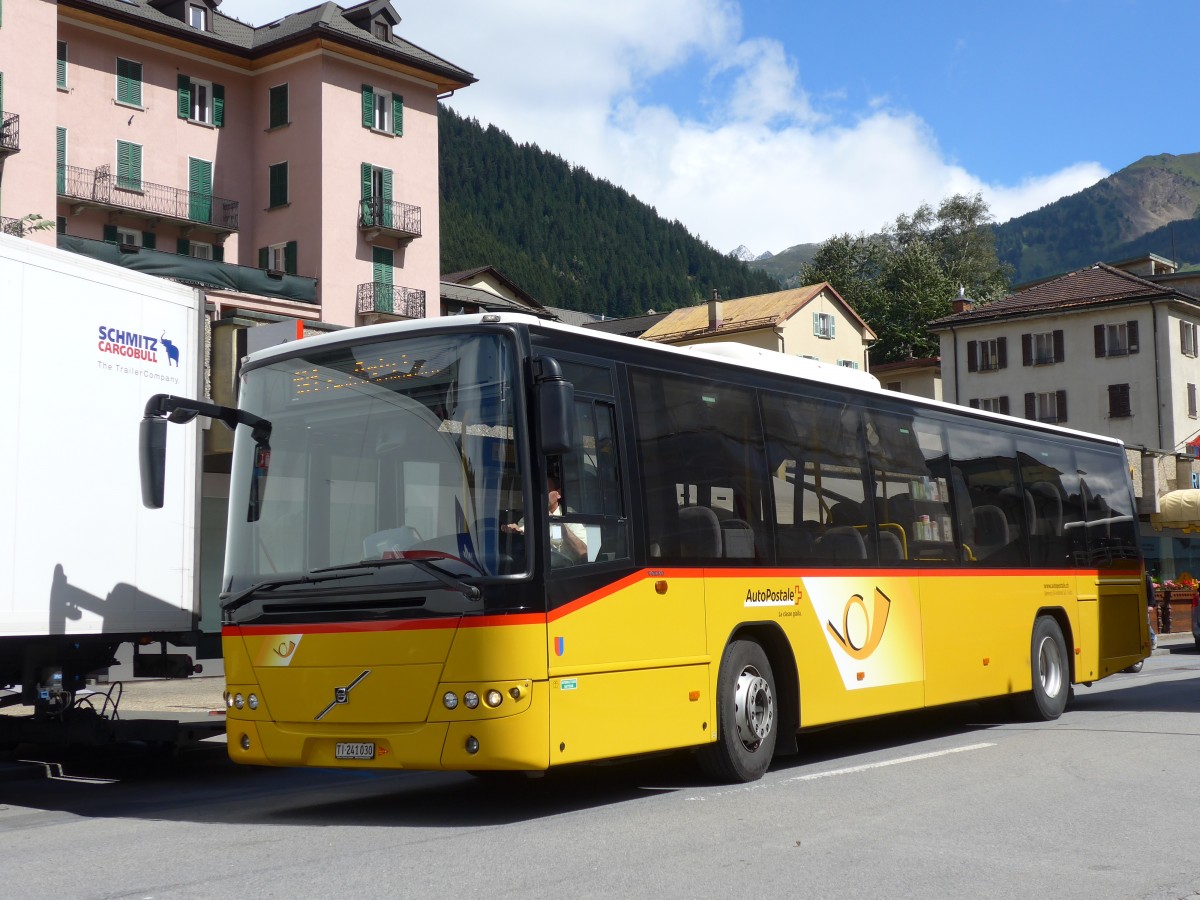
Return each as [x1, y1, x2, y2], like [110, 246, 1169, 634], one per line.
[273, 640, 296, 659]
[826, 587, 892, 660]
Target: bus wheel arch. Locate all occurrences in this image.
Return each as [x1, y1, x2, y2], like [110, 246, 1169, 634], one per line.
[1015, 611, 1071, 721]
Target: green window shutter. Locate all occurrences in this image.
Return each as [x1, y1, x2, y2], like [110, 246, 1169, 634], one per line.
[103, 224, 118, 243]
[361, 84, 373, 128]
[142, 231, 156, 250]
[213, 245, 224, 262]
[56, 126, 66, 193]
[258, 246, 269, 269]
[177, 74, 191, 118]
[117, 140, 141, 190]
[360, 162, 374, 225]
[268, 162, 288, 208]
[381, 167, 392, 204]
[284, 240, 297, 275]
[212, 83, 224, 127]
[269, 83, 288, 128]
[57, 41, 67, 89]
[177, 238, 190, 255]
[188, 157, 213, 223]
[373, 245, 393, 290]
[380, 167, 393, 227]
[393, 94, 403, 136]
[116, 58, 141, 106]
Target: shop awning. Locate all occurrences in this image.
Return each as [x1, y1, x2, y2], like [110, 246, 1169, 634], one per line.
[1149, 489, 1200, 532]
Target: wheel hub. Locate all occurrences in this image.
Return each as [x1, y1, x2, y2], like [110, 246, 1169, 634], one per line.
[1037, 635, 1064, 698]
[733, 666, 774, 750]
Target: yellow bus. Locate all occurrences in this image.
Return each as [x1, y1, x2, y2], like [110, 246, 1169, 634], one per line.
[141, 313, 1150, 782]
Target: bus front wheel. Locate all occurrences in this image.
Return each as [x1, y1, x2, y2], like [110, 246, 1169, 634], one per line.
[699, 639, 777, 783]
[1015, 616, 1069, 721]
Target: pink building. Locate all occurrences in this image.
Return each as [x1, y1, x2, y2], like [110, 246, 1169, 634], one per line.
[0, 0, 475, 328]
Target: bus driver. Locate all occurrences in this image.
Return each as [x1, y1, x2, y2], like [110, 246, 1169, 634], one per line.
[504, 475, 587, 563]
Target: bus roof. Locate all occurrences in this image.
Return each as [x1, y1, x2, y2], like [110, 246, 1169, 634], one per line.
[243, 312, 1127, 451]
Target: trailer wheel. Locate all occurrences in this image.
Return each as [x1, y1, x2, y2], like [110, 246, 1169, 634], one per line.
[698, 640, 777, 783]
[1015, 616, 1069, 721]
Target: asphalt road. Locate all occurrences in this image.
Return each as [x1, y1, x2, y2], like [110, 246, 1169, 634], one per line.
[1, 641, 1197, 900]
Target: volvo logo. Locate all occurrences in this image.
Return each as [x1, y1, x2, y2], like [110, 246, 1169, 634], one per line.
[315, 670, 371, 721]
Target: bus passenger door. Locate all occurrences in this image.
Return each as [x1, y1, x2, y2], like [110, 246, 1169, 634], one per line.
[544, 358, 711, 765]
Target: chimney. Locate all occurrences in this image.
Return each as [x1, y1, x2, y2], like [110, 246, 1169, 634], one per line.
[951, 286, 973, 314]
[708, 289, 723, 330]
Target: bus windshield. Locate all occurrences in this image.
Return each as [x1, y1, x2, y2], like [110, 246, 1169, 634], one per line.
[224, 331, 525, 592]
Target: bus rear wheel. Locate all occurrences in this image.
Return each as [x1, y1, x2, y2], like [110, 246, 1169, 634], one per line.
[1015, 616, 1069, 721]
[698, 639, 777, 783]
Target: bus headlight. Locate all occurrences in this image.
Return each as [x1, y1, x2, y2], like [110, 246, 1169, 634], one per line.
[233, 693, 245, 710]
[464, 691, 480, 709]
[247, 693, 259, 711]
[443, 692, 459, 710]
[484, 689, 503, 708]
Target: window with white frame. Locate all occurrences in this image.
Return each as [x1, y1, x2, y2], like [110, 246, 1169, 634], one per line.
[189, 241, 212, 260]
[1182, 321, 1198, 358]
[836, 359, 860, 369]
[188, 4, 208, 30]
[1026, 391, 1065, 424]
[268, 242, 287, 272]
[973, 397, 1008, 414]
[813, 312, 835, 339]
[1095, 321, 1138, 357]
[1033, 332, 1059, 364]
[116, 227, 141, 247]
[979, 339, 1002, 370]
[189, 78, 212, 124]
[373, 20, 390, 41]
[372, 87, 391, 132]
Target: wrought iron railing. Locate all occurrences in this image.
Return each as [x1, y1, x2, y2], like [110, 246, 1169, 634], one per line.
[356, 282, 426, 318]
[57, 164, 239, 230]
[0, 216, 24, 237]
[358, 196, 422, 237]
[0, 111, 18, 154]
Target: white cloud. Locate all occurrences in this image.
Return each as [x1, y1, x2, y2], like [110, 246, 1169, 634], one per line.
[217, 0, 1107, 254]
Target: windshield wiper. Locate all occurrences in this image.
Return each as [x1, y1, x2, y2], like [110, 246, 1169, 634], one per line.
[221, 569, 386, 615]
[311, 554, 482, 600]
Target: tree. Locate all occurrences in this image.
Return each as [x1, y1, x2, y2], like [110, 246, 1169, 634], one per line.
[802, 193, 1011, 363]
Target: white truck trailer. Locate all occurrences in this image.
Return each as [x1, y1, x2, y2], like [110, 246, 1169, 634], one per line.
[0, 235, 211, 744]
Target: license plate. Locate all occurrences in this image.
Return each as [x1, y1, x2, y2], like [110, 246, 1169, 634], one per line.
[335, 741, 376, 760]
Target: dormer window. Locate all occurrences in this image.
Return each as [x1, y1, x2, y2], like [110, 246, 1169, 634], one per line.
[373, 20, 390, 41]
[188, 4, 208, 30]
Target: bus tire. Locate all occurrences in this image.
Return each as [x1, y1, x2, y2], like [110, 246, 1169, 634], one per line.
[698, 639, 777, 783]
[1015, 615, 1069, 721]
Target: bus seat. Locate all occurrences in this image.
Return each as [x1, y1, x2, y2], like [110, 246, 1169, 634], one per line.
[721, 519, 755, 558]
[678, 506, 722, 558]
[873, 530, 905, 561]
[829, 501, 864, 527]
[1001, 486, 1035, 535]
[1030, 482, 1064, 535]
[816, 526, 867, 561]
[973, 505, 1009, 557]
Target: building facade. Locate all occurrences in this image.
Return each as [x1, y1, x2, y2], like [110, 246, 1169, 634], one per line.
[0, 0, 474, 327]
[640, 284, 876, 369]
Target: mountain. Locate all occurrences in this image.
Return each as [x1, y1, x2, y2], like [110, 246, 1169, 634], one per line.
[746, 152, 1200, 288]
[993, 152, 1200, 283]
[438, 106, 779, 317]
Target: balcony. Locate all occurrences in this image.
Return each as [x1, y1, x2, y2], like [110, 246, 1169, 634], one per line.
[58, 164, 239, 234]
[0, 111, 18, 155]
[358, 196, 421, 243]
[357, 281, 426, 319]
[1, 216, 25, 237]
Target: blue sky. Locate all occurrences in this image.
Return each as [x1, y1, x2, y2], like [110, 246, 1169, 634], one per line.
[218, 0, 1198, 255]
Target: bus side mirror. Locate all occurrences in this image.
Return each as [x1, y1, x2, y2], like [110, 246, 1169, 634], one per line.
[536, 357, 575, 455]
[139, 416, 167, 509]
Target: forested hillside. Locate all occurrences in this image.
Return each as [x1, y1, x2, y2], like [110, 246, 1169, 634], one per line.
[439, 105, 778, 316]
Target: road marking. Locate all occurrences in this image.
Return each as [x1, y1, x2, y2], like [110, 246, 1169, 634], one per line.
[689, 742, 995, 800]
[781, 742, 996, 784]
[18, 759, 118, 784]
